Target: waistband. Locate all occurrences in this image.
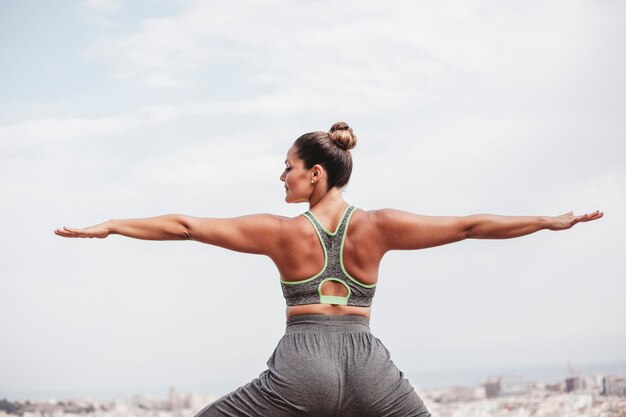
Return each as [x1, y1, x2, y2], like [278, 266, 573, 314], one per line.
[285, 314, 370, 334]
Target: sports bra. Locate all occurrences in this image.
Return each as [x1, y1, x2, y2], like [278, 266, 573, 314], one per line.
[280, 205, 377, 307]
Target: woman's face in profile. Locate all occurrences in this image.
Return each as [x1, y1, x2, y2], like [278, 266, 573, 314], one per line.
[280, 146, 312, 203]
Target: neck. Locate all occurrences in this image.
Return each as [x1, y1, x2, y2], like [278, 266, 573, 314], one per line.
[308, 187, 347, 212]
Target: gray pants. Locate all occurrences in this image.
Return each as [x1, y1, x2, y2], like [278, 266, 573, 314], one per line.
[194, 314, 431, 416]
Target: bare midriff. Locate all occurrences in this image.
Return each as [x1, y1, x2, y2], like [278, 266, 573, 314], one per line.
[286, 304, 371, 319]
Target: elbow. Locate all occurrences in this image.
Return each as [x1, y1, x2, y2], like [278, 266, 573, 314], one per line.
[462, 216, 478, 239]
[175, 214, 193, 240]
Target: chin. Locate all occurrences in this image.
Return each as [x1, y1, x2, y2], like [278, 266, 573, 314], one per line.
[285, 194, 304, 204]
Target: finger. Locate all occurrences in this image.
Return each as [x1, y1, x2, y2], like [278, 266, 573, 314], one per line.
[577, 211, 603, 222]
[61, 227, 87, 237]
[55, 229, 78, 237]
[573, 213, 591, 224]
[64, 226, 90, 236]
[589, 212, 604, 220]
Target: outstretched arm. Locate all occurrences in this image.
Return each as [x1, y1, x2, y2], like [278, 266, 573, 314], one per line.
[374, 209, 603, 252]
[54, 213, 284, 255]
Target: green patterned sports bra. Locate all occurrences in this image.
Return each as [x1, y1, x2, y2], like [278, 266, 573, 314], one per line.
[280, 205, 377, 307]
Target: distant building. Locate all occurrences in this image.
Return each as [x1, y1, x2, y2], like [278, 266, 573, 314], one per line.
[483, 379, 501, 398]
[499, 375, 532, 396]
[545, 381, 565, 392]
[565, 375, 603, 393]
[432, 385, 485, 403]
[566, 377, 582, 393]
[168, 386, 188, 410]
[603, 376, 626, 397]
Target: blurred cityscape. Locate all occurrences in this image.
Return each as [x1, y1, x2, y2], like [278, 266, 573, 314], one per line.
[1, 374, 625, 416]
[423, 373, 626, 417]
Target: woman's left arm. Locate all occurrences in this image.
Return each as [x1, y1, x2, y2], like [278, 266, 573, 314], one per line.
[374, 209, 604, 252]
[465, 210, 604, 239]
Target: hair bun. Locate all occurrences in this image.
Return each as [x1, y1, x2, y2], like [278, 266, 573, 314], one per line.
[328, 121, 357, 151]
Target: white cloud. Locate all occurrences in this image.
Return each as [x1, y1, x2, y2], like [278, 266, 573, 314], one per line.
[140, 73, 195, 88]
[80, 0, 626, 145]
[83, 0, 121, 13]
[80, 0, 122, 27]
[0, 111, 150, 147]
[85, 1, 489, 94]
[0, 93, 377, 153]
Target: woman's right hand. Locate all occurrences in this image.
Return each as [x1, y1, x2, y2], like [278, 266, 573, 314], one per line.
[54, 222, 110, 239]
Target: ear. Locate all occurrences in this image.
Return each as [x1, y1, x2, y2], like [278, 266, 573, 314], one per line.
[311, 164, 325, 182]
[310, 164, 329, 190]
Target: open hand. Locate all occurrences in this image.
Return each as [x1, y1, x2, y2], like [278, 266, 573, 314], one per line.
[548, 210, 604, 231]
[54, 222, 110, 239]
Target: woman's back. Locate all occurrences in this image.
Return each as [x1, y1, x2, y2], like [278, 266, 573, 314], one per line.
[274, 206, 382, 286]
[273, 205, 384, 318]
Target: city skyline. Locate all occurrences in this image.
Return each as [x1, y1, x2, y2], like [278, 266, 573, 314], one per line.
[2, 372, 625, 416]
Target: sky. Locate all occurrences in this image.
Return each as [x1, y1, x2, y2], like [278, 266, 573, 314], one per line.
[1, 0, 625, 399]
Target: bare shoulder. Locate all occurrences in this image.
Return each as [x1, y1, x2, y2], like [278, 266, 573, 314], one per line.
[358, 208, 413, 227]
[273, 212, 316, 235]
[365, 208, 448, 225]
[351, 208, 384, 224]
[244, 213, 309, 237]
[345, 208, 393, 238]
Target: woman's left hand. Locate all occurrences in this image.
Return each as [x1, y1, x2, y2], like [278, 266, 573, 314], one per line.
[547, 210, 604, 231]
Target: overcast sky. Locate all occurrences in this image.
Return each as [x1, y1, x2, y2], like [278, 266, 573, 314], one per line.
[1, 0, 625, 399]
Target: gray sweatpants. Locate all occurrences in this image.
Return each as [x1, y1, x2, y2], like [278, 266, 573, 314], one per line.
[194, 314, 431, 416]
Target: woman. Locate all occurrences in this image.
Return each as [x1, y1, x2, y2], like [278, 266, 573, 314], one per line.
[55, 122, 603, 416]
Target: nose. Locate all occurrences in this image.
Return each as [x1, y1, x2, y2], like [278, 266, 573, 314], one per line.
[279, 171, 285, 182]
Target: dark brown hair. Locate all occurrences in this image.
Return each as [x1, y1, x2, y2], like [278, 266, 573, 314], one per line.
[293, 121, 357, 189]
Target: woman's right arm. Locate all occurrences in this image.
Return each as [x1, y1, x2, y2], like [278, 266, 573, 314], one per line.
[55, 215, 190, 241]
[54, 213, 285, 256]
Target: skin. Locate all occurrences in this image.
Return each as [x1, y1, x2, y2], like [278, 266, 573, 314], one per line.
[55, 144, 604, 319]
